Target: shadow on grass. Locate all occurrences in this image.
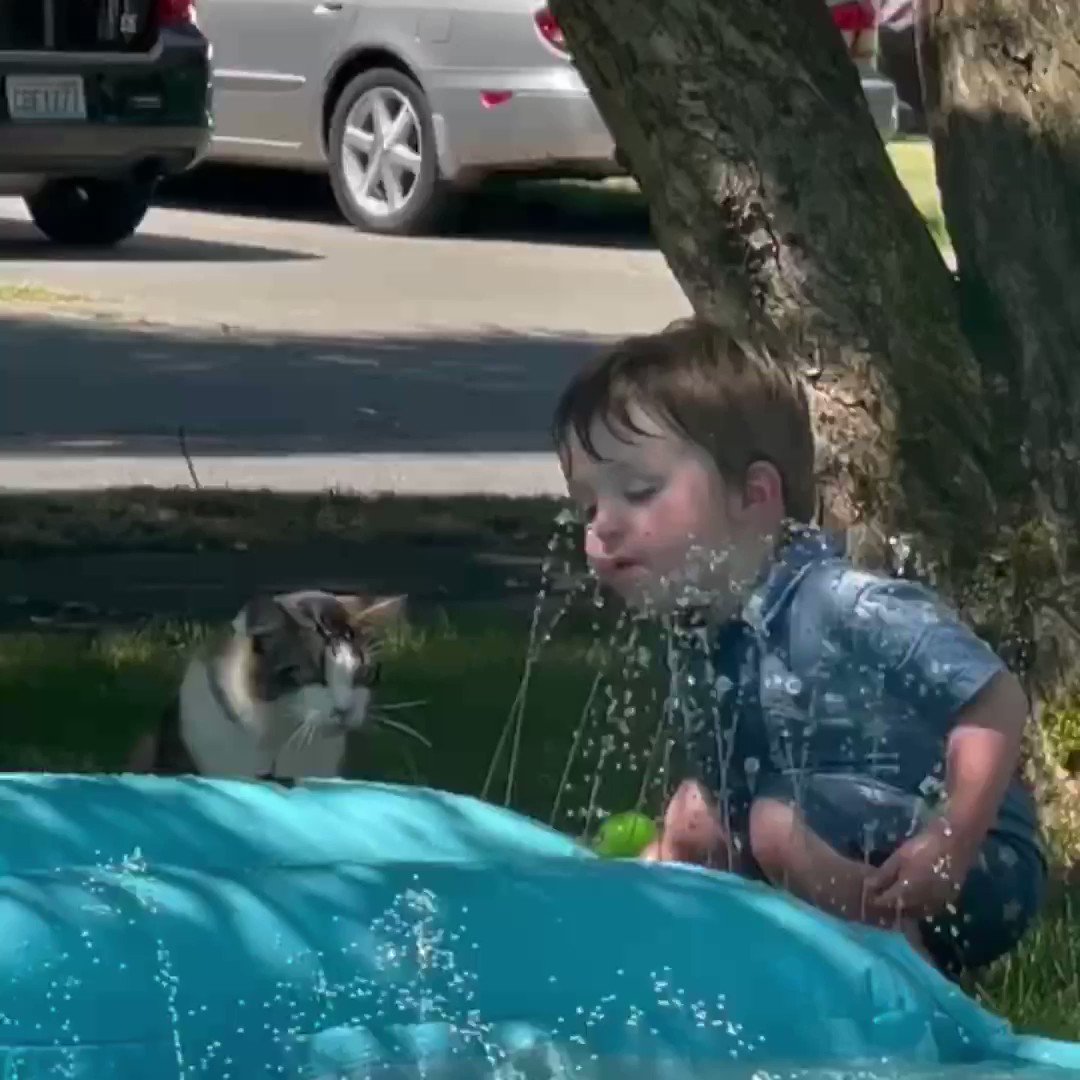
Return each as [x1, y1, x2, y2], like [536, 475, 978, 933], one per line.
[0, 489, 586, 630]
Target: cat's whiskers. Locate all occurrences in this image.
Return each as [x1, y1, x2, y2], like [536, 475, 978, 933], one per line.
[368, 707, 432, 749]
[282, 709, 325, 751]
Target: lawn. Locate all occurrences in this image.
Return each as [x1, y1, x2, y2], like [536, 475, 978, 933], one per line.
[887, 137, 952, 257]
[1, 606, 1077, 1042]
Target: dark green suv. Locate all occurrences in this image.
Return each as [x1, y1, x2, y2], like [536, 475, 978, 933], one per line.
[0, 0, 211, 247]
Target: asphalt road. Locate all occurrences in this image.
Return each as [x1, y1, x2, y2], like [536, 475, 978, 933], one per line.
[0, 170, 690, 495]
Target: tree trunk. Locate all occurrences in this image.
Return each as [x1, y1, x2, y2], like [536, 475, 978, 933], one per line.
[918, 0, 1080, 688]
[547, 0, 996, 582]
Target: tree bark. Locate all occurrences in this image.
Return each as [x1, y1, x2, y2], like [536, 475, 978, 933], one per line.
[547, 0, 996, 581]
[918, 0, 1080, 688]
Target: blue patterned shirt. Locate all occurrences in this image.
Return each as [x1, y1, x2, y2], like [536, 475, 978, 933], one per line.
[673, 525, 1042, 858]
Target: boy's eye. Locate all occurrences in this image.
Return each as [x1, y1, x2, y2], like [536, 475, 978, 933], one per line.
[625, 484, 658, 504]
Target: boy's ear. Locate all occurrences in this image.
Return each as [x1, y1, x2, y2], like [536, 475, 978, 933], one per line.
[742, 460, 785, 511]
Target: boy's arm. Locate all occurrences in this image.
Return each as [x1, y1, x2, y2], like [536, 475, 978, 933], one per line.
[943, 669, 1028, 848]
[834, 571, 1029, 824]
[867, 675, 1028, 915]
[826, 572, 1031, 915]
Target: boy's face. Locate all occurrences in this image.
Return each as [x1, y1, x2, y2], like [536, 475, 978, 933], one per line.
[562, 406, 773, 616]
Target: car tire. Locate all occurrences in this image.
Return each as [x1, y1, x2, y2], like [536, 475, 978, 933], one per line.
[25, 177, 153, 247]
[327, 67, 449, 237]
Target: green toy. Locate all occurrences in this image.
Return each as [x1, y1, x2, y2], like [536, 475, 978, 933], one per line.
[591, 811, 658, 858]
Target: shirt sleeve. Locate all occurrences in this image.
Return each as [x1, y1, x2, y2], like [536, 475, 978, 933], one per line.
[829, 571, 1007, 730]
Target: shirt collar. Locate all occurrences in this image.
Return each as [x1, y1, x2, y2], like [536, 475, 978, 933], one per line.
[740, 522, 846, 632]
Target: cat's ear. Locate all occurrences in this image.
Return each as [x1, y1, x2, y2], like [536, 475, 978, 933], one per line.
[339, 593, 407, 630]
[238, 594, 288, 638]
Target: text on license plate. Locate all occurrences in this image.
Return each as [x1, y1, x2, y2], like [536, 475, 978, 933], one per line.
[5, 76, 87, 121]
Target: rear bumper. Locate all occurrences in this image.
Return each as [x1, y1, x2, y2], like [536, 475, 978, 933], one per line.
[431, 65, 900, 183]
[429, 67, 618, 181]
[0, 123, 210, 181]
[0, 24, 212, 185]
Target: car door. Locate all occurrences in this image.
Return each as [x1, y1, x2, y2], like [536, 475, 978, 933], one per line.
[199, 0, 359, 165]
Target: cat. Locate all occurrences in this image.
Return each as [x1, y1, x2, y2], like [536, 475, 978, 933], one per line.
[127, 590, 426, 783]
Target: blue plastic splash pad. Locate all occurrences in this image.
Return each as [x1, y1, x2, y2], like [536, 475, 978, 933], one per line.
[0, 773, 1077, 1079]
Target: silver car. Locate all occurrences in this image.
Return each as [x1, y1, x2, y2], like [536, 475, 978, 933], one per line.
[199, 0, 897, 236]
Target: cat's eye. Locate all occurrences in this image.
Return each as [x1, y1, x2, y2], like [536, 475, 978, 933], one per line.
[356, 660, 381, 687]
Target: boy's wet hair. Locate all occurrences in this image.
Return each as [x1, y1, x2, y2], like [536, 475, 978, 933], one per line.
[552, 316, 817, 523]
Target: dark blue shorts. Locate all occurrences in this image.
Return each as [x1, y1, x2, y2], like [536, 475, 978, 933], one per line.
[743, 772, 1048, 975]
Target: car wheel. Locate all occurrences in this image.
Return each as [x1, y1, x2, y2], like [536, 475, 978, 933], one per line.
[328, 67, 448, 237]
[25, 177, 153, 247]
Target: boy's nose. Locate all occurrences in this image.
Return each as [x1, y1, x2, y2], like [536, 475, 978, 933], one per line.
[586, 505, 626, 553]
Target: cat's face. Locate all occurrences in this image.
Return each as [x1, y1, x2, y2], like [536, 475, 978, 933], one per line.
[236, 590, 404, 735]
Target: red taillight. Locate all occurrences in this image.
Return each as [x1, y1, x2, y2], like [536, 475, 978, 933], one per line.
[829, 0, 876, 33]
[157, 0, 196, 25]
[534, 7, 568, 54]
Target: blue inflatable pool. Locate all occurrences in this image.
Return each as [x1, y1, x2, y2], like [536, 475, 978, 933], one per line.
[0, 773, 1077, 1078]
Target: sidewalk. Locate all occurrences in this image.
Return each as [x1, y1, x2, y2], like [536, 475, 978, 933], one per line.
[0, 452, 565, 497]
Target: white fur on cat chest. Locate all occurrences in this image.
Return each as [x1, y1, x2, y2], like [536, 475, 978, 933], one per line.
[179, 657, 364, 779]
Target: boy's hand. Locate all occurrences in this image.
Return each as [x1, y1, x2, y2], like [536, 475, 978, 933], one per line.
[868, 672, 1027, 921]
[865, 817, 976, 919]
[640, 779, 736, 870]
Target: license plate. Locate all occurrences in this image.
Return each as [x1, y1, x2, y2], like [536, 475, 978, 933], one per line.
[5, 76, 87, 122]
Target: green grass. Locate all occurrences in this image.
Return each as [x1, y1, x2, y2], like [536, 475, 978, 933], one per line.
[968, 891, 1080, 1041]
[1, 611, 1077, 1040]
[0, 282, 86, 305]
[887, 138, 953, 259]
[0, 489, 567, 556]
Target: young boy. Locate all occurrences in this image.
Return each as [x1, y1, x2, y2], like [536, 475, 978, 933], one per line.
[553, 316, 1047, 976]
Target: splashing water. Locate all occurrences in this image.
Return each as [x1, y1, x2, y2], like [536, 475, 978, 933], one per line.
[482, 507, 589, 807]
[487, 517, 761, 847]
